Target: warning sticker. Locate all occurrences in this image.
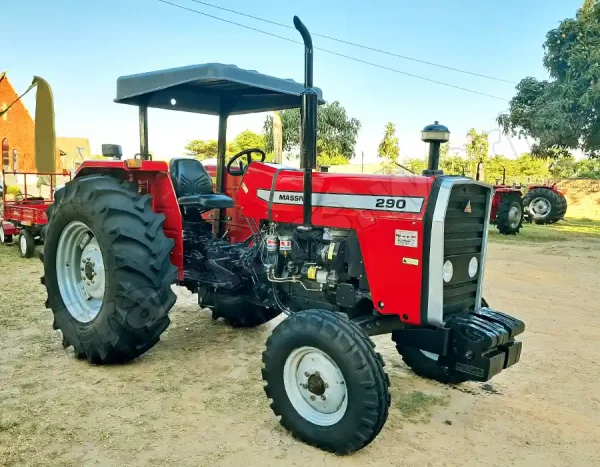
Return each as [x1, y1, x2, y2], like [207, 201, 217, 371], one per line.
[395, 230, 418, 248]
[240, 182, 249, 194]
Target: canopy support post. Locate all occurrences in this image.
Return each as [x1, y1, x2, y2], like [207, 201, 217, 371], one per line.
[213, 111, 229, 238]
[139, 105, 149, 160]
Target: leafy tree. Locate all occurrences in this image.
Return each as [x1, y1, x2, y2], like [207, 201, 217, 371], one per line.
[498, 0, 600, 158]
[185, 139, 218, 160]
[575, 157, 600, 177]
[377, 123, 400, 174]
[405, 158, 426, 174]
[442, 155, 470, 176]
[228, 129, 265, 155]
[549, 155, 578, 178]
[263, 101, 361, 164]
[318, 152, 350, 167]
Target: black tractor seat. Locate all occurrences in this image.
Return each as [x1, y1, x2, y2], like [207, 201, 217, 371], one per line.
[169, 158, 234, 209]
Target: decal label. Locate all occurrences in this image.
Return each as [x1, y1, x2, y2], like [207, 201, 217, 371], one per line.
[257, 189, 424, 213]
[402, 257, 419, 266]
[395, 229, 418, 248]
[240, 182, 249, 194]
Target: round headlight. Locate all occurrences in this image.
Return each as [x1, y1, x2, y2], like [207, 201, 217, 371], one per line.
[468, 257, 479, 278]
[443, 260, 453, 283]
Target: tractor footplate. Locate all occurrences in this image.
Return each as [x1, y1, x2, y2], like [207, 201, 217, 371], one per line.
[444, 308, 525, 382]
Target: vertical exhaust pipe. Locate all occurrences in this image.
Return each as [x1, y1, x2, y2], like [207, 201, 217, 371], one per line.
[294, 16, 318, 230]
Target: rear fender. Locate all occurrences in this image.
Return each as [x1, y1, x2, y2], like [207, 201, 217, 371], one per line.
[74, 160, 184, 280]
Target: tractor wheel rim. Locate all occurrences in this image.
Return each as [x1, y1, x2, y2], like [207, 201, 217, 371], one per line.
[56, 221, 105, 323]
[420, 350, 439, 361]
[508, 204, 522, 228]
[0, 225, 4, 243]
[530, 197, 551, 218]
[283, 346, 348, 426]
[20, 234, 27, 254]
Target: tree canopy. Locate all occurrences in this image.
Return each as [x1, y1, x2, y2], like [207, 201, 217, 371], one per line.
[498, 0, 600, 158]
[263, 101, 360, 165]
[185, 130, 271, 161]
[377, 122, 400, 174]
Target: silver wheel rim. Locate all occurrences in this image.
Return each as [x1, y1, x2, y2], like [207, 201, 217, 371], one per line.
[20, 234, 28, 255]
[56, 221, 106, 323]
[530, 197, 551, 218]
[420, 350, 439, 361]
[283, 346, 348, 426]
[0, 225, 4, 243]
[508, 204, 522, 228]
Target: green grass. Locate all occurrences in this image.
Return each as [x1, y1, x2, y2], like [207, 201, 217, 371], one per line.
[490, 217, 600, 243]
[394, 391, 449, 420]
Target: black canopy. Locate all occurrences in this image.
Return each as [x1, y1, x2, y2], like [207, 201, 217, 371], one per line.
[115, 63, 324, 115]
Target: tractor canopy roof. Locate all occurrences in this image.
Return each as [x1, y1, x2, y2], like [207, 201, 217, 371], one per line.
[114, 63, 324, 116]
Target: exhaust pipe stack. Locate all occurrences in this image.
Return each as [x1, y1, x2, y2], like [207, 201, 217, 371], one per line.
[294, 16, 318, 230]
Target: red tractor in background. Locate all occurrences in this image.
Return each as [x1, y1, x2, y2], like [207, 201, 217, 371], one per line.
[38, 17, 524, 454]
[0, 168, 71, 257]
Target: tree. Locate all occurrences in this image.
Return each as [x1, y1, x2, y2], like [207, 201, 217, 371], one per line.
[405, 158, 426, 174]
[263, 101, 361, 165]
[185, 140, 218, 160]
[377, 122, 400, 174]
[228, 129, 265, 155]
[498, 0, 600, 158]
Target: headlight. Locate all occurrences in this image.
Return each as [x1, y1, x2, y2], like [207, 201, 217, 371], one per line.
[468, 257, 478, 278]
[443, 260, 453, 283]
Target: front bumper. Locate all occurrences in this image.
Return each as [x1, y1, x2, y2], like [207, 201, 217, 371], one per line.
[444, 307, 525, 382]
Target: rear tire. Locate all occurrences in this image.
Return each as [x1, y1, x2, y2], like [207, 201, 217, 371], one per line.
[496, 193, 523, 235]
[210, 294, 281, 327]
[262, 309, 390, 454]
[523, 188, 565, 224]
[42, 174, 178, 364]
[19, 229, 36, 258]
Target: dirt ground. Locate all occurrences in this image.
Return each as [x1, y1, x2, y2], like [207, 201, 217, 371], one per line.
[1, 232, 600, 467]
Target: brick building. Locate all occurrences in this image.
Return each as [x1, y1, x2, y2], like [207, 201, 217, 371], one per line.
[0, 72, 91, 175]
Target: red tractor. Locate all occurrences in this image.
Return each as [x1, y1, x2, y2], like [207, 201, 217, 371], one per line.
[39, 18, 524, 454]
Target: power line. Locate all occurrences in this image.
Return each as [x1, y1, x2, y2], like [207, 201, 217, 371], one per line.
[188, 0, 517, 85]
[157, 0, 509, 101]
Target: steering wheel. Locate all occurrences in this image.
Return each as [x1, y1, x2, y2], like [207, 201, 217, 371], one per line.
[226, 148, 266, 176]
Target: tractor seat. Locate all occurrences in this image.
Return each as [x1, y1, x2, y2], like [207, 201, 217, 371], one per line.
[169, 158, 234, 209]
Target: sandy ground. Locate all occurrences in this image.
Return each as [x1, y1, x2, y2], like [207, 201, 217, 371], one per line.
[1, 237, 600, 467]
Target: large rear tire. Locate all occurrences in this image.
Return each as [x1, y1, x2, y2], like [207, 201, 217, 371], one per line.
[42, 174, 178, 364]
[496, 193, 523, 235]
[210, 294, 281, 327]
[523, 187, 566, 224]
[262, 310, 390, 454]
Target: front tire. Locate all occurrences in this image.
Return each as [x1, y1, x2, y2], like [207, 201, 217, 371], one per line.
[0, 224, 12, 244]
[496, 193, 523, 235]
[262, 310, 390, 454]
[19, 229, 36, 258]
[42, 174, 178, 364]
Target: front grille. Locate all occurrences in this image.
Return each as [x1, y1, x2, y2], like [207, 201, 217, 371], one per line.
[443, 183, 489, 316]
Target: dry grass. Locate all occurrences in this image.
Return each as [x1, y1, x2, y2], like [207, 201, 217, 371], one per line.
[1, 238, 600, 466]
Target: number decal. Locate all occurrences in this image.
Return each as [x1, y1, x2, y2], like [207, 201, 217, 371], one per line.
[375, 198, 407, 210]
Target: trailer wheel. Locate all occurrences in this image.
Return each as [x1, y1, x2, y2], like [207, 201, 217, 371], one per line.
[0, 224, 12, 244]
[523, 188, 565, 224]
[393, 298, 489, 385]
[211, 294, 281, 327]
[19, 229, 36, 258]
[496, 193, 523, 235]
[41, 174, 178, 364]
[262, 309, 390, 454]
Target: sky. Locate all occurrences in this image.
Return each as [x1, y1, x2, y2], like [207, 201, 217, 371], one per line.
[2, 0, 585, 164]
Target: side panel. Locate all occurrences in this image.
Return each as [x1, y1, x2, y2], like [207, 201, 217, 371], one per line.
[74, 160, 184, 280]
[237, 163, 434, 324]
